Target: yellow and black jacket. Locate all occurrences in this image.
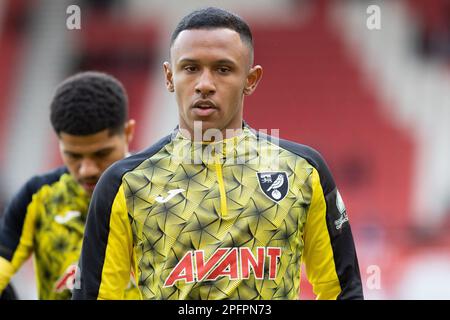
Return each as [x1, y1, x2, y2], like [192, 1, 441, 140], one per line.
[0, 168, 88, 299]
[0, 168, 139, 300]
[73, 125, 363, 300]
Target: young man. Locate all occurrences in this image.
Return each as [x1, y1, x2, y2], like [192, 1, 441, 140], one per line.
[73, 7, 363, 300]
[0, 71, 137, 299]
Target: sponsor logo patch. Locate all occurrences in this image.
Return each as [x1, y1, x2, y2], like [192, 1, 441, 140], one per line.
[334, 190, 349, 230]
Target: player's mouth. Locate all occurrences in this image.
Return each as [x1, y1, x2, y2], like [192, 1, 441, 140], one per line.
[192, 99, 218, 117]
[80, 180, 98, 193]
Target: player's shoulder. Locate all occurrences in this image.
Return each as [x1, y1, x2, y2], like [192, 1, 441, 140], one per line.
[278, 138, 336, 194]
[21, 166, 68, 196]
[98, 133, 173, 185]
[281, 138, 336, 193]
[0, 166, 69, 233]
[278, 138, 327, 170]
[255, 129, 336, 193]
[255, 129, 327, 170]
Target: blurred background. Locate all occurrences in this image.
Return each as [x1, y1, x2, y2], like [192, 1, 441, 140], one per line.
[0, 0, 450, 299]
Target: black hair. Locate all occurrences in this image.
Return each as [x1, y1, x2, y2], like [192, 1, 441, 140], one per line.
[50, 71, 128, 136]
[170, 7, 254, 61]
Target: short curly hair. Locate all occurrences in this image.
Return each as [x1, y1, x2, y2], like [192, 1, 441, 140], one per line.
[170, 7, 254, 64]
[50, 71, 128, 136]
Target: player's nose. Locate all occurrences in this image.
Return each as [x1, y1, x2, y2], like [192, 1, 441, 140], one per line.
[78, 158, 100, 178]
[195, 70, 216, 96]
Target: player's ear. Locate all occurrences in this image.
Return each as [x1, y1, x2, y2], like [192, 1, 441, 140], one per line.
[124, 119, 136, 145]
[163, 62, 175, 92]
[244, 65, 263, 96]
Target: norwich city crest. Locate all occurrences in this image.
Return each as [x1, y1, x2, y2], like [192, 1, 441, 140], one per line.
[256, 172, 289, 202]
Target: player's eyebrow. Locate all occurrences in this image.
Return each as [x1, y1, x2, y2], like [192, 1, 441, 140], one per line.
[178, 58, 237, 66]
[92, 147, 114, 157]
[63, 147, 114, 158]
[214, 59, 237, 66]
[178, 58, 197, 64]
[63, 150, 80, 156]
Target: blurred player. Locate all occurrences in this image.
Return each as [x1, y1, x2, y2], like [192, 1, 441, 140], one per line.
[0, 71, 138, 299]
[73, 8, 363, 300]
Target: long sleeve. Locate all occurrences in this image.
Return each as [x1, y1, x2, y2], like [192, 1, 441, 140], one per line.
[302, 167, 363, 300]
[0, 179, 40, 293]
[73, 179, 135, 300]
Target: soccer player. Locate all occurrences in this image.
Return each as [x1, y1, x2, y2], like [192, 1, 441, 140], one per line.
[73, 7, 363, 300]
[0, 71, 138, 299]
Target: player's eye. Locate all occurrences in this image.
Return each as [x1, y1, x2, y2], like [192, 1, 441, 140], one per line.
[217, 66, 231, 74]
[184, 65, 198, 73]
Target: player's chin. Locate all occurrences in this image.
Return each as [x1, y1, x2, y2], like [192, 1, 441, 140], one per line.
[197, 120, 226, 136]
[189, 115, 220, 128]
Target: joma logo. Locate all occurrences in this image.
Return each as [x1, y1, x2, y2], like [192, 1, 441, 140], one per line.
[164, 247, 282, 287]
